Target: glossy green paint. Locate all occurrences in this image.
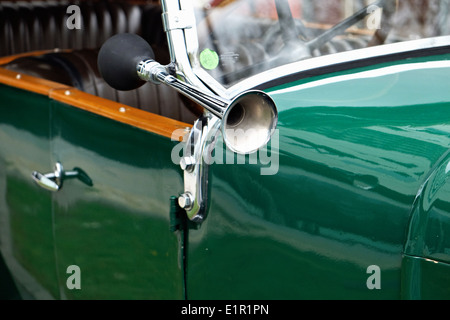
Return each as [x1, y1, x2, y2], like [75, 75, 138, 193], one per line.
[186, 53, 450, 299]
[0, 85, 185, 299]
[2, 52, 450, 300]
[0, 85, 59, 299]
[401, 255, 450, 299]
[405, 148, 450, 264]
[49, 101, 185, 299]
[0, 251, 20, 299]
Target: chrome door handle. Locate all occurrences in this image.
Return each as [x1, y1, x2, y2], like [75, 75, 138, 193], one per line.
[31, 162, 93, 192]
[31, 171, 60, 192]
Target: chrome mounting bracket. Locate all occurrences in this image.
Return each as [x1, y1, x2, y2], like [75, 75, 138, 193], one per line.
[178, 114, 221, 223]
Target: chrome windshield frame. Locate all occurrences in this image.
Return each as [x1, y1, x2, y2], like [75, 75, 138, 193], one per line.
[162, 0, 208, 91]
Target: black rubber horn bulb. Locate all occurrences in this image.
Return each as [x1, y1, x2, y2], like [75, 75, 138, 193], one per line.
[98, 33, 155, 91]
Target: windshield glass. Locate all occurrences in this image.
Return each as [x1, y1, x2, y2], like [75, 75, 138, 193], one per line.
[191, 0, 450, 88]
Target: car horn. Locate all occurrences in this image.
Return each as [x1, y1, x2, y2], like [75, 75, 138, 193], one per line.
[97, 33, 278, 154]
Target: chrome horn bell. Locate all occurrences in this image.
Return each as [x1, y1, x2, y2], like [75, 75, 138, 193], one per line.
[98, 33, 278, 154]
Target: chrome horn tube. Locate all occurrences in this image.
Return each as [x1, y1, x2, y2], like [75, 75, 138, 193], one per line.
[137, 59, 278, 154]
[98, 33, 278, 154]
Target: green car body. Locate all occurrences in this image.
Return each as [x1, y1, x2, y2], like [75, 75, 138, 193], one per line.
[1, 0, 450, 300]
[188, 51, 450, 299]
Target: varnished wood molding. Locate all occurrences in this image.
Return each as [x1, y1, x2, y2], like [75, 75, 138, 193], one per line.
[0, 66, 192, 139]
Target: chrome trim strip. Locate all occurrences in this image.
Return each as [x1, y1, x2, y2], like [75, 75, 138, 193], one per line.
[225, 36, 450, 96]
[272, 60, 450, 95]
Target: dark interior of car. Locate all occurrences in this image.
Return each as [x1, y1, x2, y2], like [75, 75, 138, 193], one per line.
[0, 0, 200, 124]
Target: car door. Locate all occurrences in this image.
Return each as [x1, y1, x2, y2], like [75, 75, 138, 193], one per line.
[0, 81, 59, 299]
[0, 63, 187, 299]
[48, 91, 186, 299]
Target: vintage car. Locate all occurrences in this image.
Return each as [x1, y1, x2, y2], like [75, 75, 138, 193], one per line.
[0, 0, 450, 300]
